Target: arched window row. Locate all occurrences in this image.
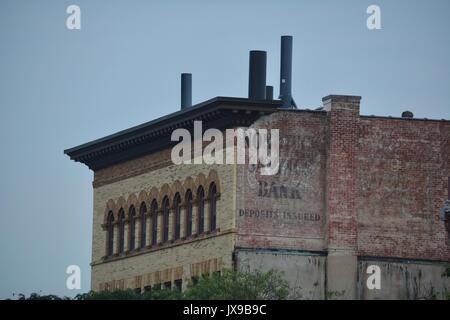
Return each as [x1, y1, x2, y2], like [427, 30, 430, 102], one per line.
[103, 173, 220, 258]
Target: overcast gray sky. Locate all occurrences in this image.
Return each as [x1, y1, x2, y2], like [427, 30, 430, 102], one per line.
[1, 0, 449, 298]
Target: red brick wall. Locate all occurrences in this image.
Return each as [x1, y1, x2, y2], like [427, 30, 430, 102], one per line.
[235, 98, 450, 262]
[235, 111, 327, 251]
[356, 118, 450, 261]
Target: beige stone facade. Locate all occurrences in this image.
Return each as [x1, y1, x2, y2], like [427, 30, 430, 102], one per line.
[91, 151, 237, 292]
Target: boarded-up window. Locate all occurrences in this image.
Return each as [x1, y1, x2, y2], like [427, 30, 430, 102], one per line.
[173, 193, 181, 240]
[129, 206, 136, 251]
[118, 209, 125, 254]
[209, 183, 217, 231]
[106, 211, 114, 256]
[151, 200, 158, 246]
[162, 197, 170, 243]
[139, 202, 147, 248]
[197, 186, 205, 234]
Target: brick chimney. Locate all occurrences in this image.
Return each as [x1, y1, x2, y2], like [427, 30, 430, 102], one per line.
[323, 95, 361, 299]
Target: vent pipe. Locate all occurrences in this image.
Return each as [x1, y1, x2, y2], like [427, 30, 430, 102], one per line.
[401, 111, 414, 118]
[279, 36, 297, 108]
[248, 50, 267, 100]
[266, 86, 274, 100]
[181, 73, 192, 109]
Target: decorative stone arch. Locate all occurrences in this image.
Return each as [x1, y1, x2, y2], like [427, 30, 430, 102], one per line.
[195, 173, 207, 190]
[137, 190, 148, 208]
[126, 193, 138, 218]
[182, 176, 196, 205]
[159, 184, 172, 207]
[171, 180, 185, 209]
[104, 199, 117, 225]
[116, 196, 127, 219]
[148, 187, 159, 206]
[206, 170, 221, 198]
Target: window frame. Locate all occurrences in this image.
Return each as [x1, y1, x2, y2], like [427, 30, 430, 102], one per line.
[151, 200, 158, 246]
[139, 202, 147, 249]
[162, 196, 170, 243]
[209, 183, 217, 232]
[185, 190, 193, 237]
[106, 211, 114, 257]
[197, 186, 205, 235]
[173, 193, 181, 240]
[128, 206, 136, 251]
[118, 209, 125, 254]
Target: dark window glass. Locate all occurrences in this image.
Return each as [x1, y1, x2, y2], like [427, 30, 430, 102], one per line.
[164, 281, 172, 290]
[173, 193, 181, 240]
[162, 197, 170, 243]
[106, 211, 114, 256]
[174, 279, 182, 291]
[118, 209, 125, 254]
[185, 190, 193, 237]
[139, 202, 147, 248]
[129, 206, 136, 251]
[209, 183, 217, 231]
[151, 200, 158, 246]
[197, 187, 205, 234]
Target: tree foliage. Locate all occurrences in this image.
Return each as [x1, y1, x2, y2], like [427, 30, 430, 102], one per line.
[185, 269, 289, 300]
[12, 268, 289, 300]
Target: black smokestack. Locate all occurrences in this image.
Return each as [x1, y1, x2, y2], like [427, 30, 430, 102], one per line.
[279, 36, 297, 108]
[248, 51, 267, 100]
[181, 73, 192, 109]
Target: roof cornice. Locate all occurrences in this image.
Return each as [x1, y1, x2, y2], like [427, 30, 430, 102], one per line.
[64, 97, 282, 170]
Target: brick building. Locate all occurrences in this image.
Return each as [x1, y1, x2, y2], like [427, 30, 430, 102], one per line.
[65, 37, 450, 299]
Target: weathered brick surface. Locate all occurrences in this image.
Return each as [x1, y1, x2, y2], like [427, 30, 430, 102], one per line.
[324, 96, 360, 251]
[235, 111, 327, 251]
[356, 118, 450, 261]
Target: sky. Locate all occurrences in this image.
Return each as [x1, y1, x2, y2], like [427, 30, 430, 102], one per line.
[0, 0, 449, 299]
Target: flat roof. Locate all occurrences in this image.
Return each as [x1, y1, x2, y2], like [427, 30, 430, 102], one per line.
[64, 97, 283, 170]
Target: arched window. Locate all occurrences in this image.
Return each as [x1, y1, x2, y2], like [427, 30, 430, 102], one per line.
[128, 206, 136, 251]
[197, 186, 205, 234]
[151, 200, 158, 246]
[173, 193, 181, 240]
[209, 183, 217, 232]
[106, 211, 114, 257]
[139, 202, 147, 249]
[162, 196, 170, 243]
[185, 190, 193, 237]
[118, 209, 125, 254]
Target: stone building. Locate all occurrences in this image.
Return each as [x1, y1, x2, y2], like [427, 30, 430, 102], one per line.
[65, 37, 450, 299]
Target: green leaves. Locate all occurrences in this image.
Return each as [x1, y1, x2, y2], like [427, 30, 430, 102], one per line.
[14, 269, 289, 300]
